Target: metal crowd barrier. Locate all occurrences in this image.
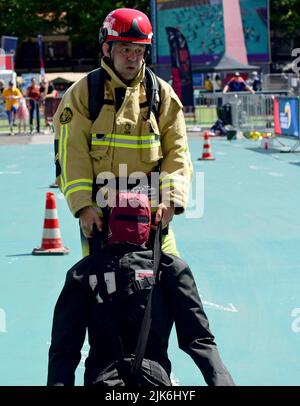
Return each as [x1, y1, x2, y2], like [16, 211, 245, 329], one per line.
[0, 97, 62, 134]
[0, 92, 286, 135]
[44, 97, 62, 127]
[194, 92, 281, 132]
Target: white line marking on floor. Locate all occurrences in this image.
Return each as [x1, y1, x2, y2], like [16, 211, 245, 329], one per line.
[249, 165, 270, 171]
[0, 308, 7, 333]
[202, 300, 238, 313]
[0, 171, 22, 175]
[5, 164, 18, 169]
[268, 171, 283, 177]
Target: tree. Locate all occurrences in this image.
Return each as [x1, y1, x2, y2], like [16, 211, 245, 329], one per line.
[0, 0, 65, 40]
[0, 0, 150, 46]
[270, 0, 300, 38]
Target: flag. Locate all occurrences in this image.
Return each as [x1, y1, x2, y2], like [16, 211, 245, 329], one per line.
[37, 34, 45, 76]
[166, 27, 194, 110]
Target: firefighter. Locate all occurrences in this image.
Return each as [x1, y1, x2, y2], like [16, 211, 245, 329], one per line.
[53, 8, 193, 257]
[50, 16, 236, 383]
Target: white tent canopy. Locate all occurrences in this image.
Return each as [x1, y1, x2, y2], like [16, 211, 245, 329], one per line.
[44, 72, 87, 83]
[198, 53, 260, 73]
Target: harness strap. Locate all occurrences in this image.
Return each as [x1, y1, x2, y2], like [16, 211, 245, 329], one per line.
[144, 66, 161, 122]
[88, 66, 161, 123]
[87, 68, 106, 122]
[130, 221, 162, 385]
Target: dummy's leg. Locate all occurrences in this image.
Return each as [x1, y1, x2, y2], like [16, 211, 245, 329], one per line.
[164, 263, 235, 386]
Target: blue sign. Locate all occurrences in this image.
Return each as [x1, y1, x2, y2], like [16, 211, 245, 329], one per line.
[192, 73, 203, 88]
[274, 97, 300, 138]
[1, 36, 18, 55]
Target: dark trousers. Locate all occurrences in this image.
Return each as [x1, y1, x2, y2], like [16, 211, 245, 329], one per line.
[92, 358, 172, 387]
[29, 99, 40, 132]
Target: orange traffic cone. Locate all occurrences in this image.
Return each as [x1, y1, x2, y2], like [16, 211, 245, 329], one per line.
[198, 131, 215, 160]
[32, 192, 69, 255]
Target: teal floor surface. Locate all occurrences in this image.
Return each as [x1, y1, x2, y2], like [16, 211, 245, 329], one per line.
[0, 136, 300, 386]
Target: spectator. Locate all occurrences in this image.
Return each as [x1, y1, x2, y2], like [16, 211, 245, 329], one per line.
[2, 81, 22, 135]
[0, 80, 4, 108]
[26, 77, 41, 133]
[40, 77, 58, 100]
[223, 72, 255, 94]
[39, 77, 49, 101]
[213, 74, 222, 92]
[16, 97, 29, 134]
[46, 81, 58, 98]
[204, 74, 213, 91]
[250, 71, 262, 92]
[40, 78, 59, 129]
[0, 79, 4, 96]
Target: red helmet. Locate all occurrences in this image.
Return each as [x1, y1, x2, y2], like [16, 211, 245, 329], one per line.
[99, 8, 153, 45]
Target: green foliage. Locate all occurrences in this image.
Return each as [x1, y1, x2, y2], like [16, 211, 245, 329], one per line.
[1, 0, 299, 46]
[0, 0, 150, 46]
[270, 0, 300, 38]
[0, 0, 63, 39]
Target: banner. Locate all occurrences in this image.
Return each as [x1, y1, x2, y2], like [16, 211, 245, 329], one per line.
[37, 34, 45, 76]
[155, 0, 270, 65]
[166, 27, 194, 109]
[1, 36, 18, 55]
[1, 36, 17, 70]
[150, 0, 158, 64]
[274, 97, 300, 138]
[192, 73, 204, 89]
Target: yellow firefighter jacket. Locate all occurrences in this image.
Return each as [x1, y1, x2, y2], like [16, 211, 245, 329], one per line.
[53, 59, 193, 218]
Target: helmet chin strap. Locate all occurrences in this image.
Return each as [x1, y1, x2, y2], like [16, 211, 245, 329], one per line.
[108, 42, 113, 59]
[145, 45, 151, 65]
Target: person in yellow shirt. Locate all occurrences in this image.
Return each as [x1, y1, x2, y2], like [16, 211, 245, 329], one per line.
[204, 75, 213, 92]
[2, 81, 22, 135]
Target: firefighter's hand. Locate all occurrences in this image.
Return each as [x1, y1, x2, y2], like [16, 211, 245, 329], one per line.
[79, 206, 103, 238]
[154, 203, 175, 228]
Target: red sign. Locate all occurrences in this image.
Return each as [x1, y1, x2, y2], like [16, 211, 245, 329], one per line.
[0, 54, 14, 70]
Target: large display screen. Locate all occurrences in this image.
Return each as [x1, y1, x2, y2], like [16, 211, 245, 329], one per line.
[153, 0, 270, 65]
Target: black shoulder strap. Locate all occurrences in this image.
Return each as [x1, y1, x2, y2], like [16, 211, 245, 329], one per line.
[87, 67, 106, 122]
[144, 66, 161, 122]
[130, 222, 162, 384]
